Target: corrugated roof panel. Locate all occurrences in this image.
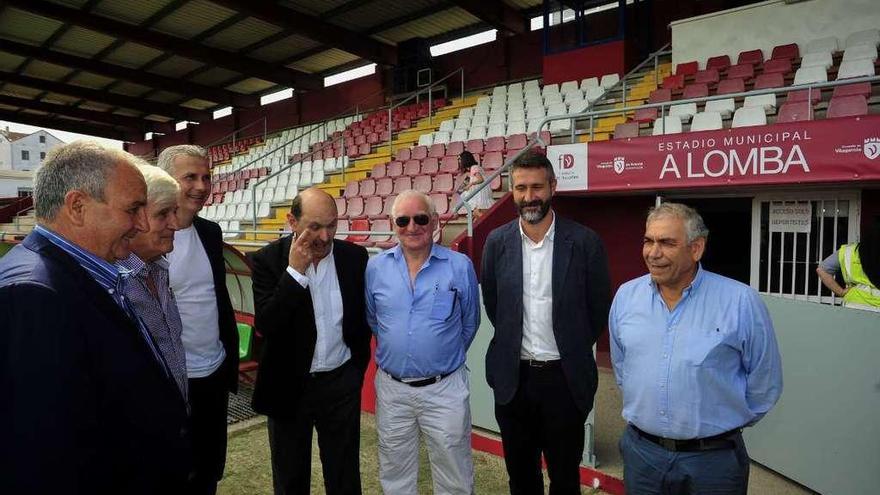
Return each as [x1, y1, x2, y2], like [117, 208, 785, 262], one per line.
[290, 48, 358, 74]
[147, 56, 205, 79]
[51, 26, 119, 58]
[144, 114, 173, 122]
[101, 42, 165, 69]
[21, 60, 75, 81]
[2, 84, 44, 99]
[376, 7, 480, 44]
[151, 0, 238, 39]
[0, 53, 26, 72]
[188, 67, 240, 86]
[333, 0, 438, 32]
[179, 98, 217, 110]
[93, 0, 177, 26]
[21, 109, 52, 117]
[225, 78, 275, 94]
[51, 0, 92, 7]
[0, 8, 64, 44]
[68, 72, 116, 90]
[113, 108, 142, 117]
[147, 91, 184, 104]
[203, 17, 282, 52]
[41, 93, 80, 106]
[282, 0, 352, 17]
[0, 103, 18, 112]
[77, 103, 113, 113]
[110, 81, 155, 98]
[247, 34, 321, 63]
[504, 0, 542, 9]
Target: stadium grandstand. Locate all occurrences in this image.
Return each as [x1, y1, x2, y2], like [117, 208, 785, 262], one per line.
[1, 0, 878, 493]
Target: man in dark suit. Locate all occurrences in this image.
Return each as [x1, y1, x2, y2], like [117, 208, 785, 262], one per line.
[0, 141, 190, 494]
[249, 187, 371, 495]
[159, 145, 239, 495]
[481, 151, 611, 495]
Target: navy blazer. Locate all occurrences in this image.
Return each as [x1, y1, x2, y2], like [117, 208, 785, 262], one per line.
[193, 216, 239, 392]
[0, 231, 190, 494]
[248, 237, 372, 419]
[481, 216, 611, 414]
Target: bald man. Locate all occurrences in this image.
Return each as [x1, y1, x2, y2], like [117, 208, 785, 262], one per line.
[248, 188, 372, 495]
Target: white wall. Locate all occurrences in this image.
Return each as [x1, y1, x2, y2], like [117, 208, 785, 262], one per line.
[0, 176, 33, 198]
[0, 137, 11, 170]
[11, 131, 64, 171]
[671, 0, 880, 68]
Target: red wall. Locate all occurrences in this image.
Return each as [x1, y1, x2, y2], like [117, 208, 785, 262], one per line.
[542, 40, 626, 85]
[432, 30, 544, 92]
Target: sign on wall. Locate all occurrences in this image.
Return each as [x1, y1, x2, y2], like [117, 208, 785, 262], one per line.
[546, 142, 588, 192]
[768, 202, 812, 233]
[548, 116, 880, 193]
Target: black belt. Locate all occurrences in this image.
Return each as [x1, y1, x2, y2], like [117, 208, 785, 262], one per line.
[521, 359, 562, 368]
[388, 371, 452, 387]
[631, 425, 740, 452]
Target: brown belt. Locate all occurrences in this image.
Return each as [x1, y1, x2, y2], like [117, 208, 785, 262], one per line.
[631, 425, 740, 452]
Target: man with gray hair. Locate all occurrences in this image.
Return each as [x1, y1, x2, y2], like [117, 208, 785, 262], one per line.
[365, 189, 480, 494]
[610, 202, 783, 495]
[0, 141, 190, 493]
[159, 144, 238, 495]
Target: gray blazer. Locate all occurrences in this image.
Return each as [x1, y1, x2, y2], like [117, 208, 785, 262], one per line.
[480, 215, 611, 414]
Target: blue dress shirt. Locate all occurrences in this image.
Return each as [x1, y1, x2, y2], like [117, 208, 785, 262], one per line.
[365, 243, 480, 379]
[609, 265, 783, 440]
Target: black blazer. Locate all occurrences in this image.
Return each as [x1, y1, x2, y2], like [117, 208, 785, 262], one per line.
[0, 232, 190, 494]
[248, 237, 372, 418]
[481, 216, 611, 414]
[193, 216, 239, 392]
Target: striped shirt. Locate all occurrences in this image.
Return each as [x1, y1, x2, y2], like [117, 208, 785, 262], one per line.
[34, 225, 171, 378]
[118, 254, 189, 400]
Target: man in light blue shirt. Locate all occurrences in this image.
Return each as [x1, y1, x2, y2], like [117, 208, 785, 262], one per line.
[610, 202, 782, 495]
[366, 189, 480, 495]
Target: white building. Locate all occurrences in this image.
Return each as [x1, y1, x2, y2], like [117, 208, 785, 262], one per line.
[0, 170, 34, 198]
[0, 129, 65, 172]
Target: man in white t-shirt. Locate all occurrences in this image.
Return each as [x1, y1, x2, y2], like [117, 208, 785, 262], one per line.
[159, 145, 239, 495]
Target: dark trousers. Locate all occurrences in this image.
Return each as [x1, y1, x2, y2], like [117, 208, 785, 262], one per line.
[620, 425, 749, 495]
[186, 367, 229, 495]
[267, 360, 363, 495]
[495, 363, 587, 495]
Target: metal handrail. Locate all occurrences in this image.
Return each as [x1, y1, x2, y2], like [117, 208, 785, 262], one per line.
[205, 116, 268, 152]
[454, 74, 880, 238]
[386, 67, 466, 155]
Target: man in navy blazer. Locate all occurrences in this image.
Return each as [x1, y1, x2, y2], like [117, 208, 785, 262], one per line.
[481, 151, 611, 494]
[0, 141, 190, 494]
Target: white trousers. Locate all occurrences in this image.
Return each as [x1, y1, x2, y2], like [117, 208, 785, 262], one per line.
[375, 366, 474, 495]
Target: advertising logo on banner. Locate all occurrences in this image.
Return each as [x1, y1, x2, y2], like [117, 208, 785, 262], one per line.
[547, 143, 588, 191]
[576, 116, 880, 193]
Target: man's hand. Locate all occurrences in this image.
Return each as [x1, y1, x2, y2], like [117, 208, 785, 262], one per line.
[288, 230, 314, 274]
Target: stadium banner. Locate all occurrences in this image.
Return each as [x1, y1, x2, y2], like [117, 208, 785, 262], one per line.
[548, 116, 880, 192]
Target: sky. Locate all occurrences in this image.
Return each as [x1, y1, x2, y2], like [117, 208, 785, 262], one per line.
[0, 120, 124, 149]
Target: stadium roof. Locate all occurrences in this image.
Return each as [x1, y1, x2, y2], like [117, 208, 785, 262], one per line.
[0, 0, 545, 141]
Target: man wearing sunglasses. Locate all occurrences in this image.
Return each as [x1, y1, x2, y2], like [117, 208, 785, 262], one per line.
[481, 151, 611, 494]
[365, 189, 481, 495]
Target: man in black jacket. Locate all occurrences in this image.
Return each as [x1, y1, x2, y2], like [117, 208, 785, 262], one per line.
[160, 145, 239, 495]
[249, 187, 372, 495]
[481, 151, 611, 494]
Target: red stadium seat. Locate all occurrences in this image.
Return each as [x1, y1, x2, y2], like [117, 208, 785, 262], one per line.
[717, 78, 745, 95]
[726, 63, 754, 81]
[364, 195, 385, 219]
[466, 139, 484, 155]
[367, 219, 397, 249]
[753, 73, 785, 90]
[343, 180, 359, 198]
[428, 143, 445, 159]
[346, 218, 371, 245]
[737, 49, 763, 66]
[485, 137, 505, 152]
[346, 145, 359, 157]
[336, 219, 350, 240]
[395, 148, 411, 161]
[649, 88, 672, 103]
[776, 102, 813, 123]
[346, 196, 365, 218]
[386, 160, 403, 177]
[676, 61, 699, 76]
[392, 176, 412, 194]
[832, 82, 872, 99]
[403, 159, 421, 176]
[706, 55, 731, 72]
[413, 175, 433, 193]
[633, 107, 658, 123]
[335, 197, 347, 218]
[771, 43, 799, 61]
[786, 89, 822, 104]
[354, 135, 367, 146]
[827, 95, 868, 118]
[445, 141, 464, 157]
[683, 83, 709, 99]
[381, 195, 396, 218]
[506, 134, 528, 151]
[761, 58, 791, 76]
[359, 178, 377, 197]
[482, 151, 503, 170]
[375, 177, 393, 196]
[662, 74, 685, 90]
[694, 69, 719, 85]
[440, 156, 459, 174]
[613, 122, 640, 140]
[433, 174, 454, 193]
[358, 143, 371, 156]
[370, 163, 387, 179]
[431, 193, 455, 220]
[411, 146, 428, 160]
[421, 157, 439, 175]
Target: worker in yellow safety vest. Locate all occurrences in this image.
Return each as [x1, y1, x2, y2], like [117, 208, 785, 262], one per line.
[817, 221, 880, 312]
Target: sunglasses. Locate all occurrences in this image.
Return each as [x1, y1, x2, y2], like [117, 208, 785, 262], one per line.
[394, 214, 431, 228]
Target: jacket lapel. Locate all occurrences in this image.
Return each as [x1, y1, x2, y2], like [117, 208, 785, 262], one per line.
[506, 221, 524, 328]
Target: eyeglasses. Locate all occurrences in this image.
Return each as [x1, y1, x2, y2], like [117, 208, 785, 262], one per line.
[394, 214, 431, 228]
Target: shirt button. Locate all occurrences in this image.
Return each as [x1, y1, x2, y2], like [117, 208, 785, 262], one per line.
[660, 410, 665, 416]
[662, 354, 667, 359]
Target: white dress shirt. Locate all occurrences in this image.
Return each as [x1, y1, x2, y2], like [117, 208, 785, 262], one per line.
[519, 211, 560, 360]
[285, 245, 350, 372]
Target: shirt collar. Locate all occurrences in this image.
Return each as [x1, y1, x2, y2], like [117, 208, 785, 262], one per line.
[519, 210, 556, 245]
[647, 263, 706, 296]
[117, 253, 147, 277]
[385, 242, 447, 261]
[34, 224, 123, 291]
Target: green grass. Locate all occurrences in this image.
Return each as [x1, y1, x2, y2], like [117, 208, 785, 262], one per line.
[219, 412, 606, 494]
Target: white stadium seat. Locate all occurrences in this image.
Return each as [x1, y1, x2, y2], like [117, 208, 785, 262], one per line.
[669, 103, 697, 122]
[837, 59, 876, 79]
[846, 29, 880, 48]
[743, 94, 776, 112]
[690, 111, 723, 132]
[600, 73, 620, 89]
[732, 106, 767, 128]
[652, 116, 683, 135]
[705, 98, 735, 117]
[793, 66, 828, 85]
[805, 36, 838, 54]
